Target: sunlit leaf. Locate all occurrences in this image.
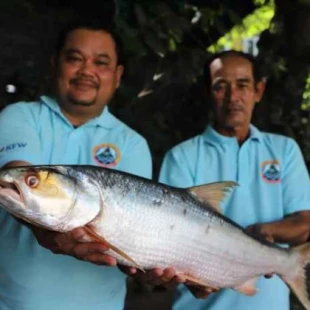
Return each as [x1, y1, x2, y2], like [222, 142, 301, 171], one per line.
[208, 2, 274, 52]
[168, 37, 177, 51]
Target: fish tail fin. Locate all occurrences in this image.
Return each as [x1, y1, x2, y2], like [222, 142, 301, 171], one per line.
[284, 243, 310, 310]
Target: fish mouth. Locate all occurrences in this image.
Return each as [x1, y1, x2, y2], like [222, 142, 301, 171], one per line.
[0, 179, 23, 203]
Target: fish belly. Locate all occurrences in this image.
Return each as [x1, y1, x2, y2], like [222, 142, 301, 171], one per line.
[92, 188, 292, 288]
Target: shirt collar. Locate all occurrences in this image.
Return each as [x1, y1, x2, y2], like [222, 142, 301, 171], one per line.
[249, 124, 262, 142]
[40, 95, 117, 129]
[91, 105, 118, 129]
[41, 95, 62, 114]
[202, 124, 262, 145]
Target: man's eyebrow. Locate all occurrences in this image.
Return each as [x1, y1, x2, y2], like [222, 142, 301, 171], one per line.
[212, 78, 228, 88]
[96, 53, 112, 60]
[236, 78, 251, 83]
[212, 77, 227, 84]
[64, 48, 82, 55]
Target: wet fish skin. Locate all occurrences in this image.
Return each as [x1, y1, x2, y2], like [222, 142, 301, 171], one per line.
[0, 165, 310, 309]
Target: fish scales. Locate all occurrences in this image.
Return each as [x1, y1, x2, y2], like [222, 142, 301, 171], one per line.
[0, 165, 310, 309]
[88, 167, 293, 287]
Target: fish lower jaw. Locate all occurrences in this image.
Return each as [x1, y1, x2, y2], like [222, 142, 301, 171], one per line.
[0, 185, 22, 203]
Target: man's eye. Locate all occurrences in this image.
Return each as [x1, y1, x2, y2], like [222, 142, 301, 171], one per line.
[213, 84, 226, 91]
[95, 60, 108, 66]
[238, 84, 248, 89]
[67, 56, 82, 63]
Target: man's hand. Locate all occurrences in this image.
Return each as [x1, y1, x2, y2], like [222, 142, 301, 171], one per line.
[245, 223, 274, 243]
[119, 266, 185, 288]
[246, 211, 310, 246]
[119, 266, 218, 298]
[186, 281, 219, 299]
[32, 226, 117, 266]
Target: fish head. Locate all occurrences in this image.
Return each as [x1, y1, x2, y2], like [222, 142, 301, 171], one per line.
[0, 166, 102, 231]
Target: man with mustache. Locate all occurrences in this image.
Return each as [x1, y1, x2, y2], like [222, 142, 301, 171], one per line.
[0, 19, 161, 310]
[159, 50, 310, 310]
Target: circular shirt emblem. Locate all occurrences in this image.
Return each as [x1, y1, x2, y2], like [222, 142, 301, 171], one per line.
[93, 144, 121, 167]
[261, 160, 281, 183]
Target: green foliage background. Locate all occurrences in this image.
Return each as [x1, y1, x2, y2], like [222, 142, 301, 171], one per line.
[1, 0, 310, 177]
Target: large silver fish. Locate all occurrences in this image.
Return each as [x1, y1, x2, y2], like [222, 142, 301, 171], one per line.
[0, 165, 310, 309]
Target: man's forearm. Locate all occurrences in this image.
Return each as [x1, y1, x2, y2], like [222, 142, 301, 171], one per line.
[2, 160, 31, 169]
[261, 211, 310, 246]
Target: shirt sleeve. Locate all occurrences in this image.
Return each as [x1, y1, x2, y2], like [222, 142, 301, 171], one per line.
[282, 138, 310, 214]
[0, 104, 41, 167]
[159, 147, 194, 188]
[118, 136, 152, 180]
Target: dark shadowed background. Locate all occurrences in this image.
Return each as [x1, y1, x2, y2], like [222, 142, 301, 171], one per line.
[0, 0, 309, 309]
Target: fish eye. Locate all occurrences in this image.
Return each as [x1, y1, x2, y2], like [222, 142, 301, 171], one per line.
[25, 175, 40, 188]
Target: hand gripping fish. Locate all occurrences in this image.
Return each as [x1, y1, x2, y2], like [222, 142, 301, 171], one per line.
[0, 165, 310, 309]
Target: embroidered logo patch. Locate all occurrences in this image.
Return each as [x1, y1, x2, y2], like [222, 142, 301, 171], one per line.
[261, 160, 281, 183]
[92, 144, 121, 167]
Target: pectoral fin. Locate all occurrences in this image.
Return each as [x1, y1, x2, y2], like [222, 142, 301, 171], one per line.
[188, 181, 238, 213]
[84, 226, 145, 272]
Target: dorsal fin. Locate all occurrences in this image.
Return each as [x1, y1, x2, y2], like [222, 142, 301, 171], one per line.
[188, 181, 238, 213]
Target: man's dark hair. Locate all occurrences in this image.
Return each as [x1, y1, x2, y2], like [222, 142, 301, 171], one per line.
[203, 50, 263, 88]
[54, 18, 125, 66]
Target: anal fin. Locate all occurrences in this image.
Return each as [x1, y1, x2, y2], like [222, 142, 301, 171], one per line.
[234, 278, 258, 296]
[84, 226, 145, 272]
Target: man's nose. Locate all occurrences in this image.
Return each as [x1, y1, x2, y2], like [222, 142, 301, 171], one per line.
[225, 84, 239, 103]
[78, 59, 94, 76]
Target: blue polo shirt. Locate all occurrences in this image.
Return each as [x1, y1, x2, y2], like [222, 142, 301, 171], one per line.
[159, 125, 310, 310]
[0, 96, 152, 310]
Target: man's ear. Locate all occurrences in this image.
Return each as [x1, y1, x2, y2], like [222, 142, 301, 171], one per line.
[255, 79, 266, 102]
[115, 65, 124, 89]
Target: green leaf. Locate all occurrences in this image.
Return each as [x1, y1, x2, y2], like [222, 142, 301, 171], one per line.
[143, 31, 166, 56]
[298, 0, 310, 7]
[152, 2, 173, 16]
[226, 8, 242, 26]
[208, 2, 275, 52]
[168, 37, 177, 51]
[134, 3, 148, 27]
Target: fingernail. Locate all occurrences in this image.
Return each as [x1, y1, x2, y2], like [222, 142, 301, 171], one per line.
[98, 247, 109, 253]
[176, 277, 185, 283]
